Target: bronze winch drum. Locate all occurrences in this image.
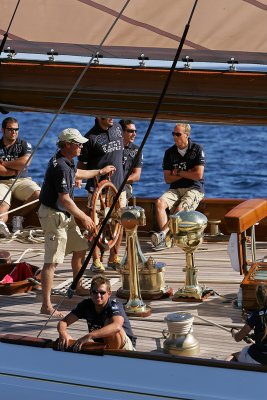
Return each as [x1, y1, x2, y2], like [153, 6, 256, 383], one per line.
[163, 312, 199, 356]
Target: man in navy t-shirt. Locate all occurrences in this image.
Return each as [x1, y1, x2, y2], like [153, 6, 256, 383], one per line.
[57, 274, 136, 351]
[78, 117, 126, 273]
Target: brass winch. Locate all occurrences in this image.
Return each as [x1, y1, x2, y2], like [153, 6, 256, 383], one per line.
[163, 312, 199, 356]
[116, 202, 172, 300]
[117, 203, 151, 316]
[169, 210, 208, 301]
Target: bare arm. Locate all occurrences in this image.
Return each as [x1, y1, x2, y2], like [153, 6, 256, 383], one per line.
[57, 312, 79, 350]
[164, 165, 204, 184]
[72, 315, 124, 352]
[58, 192, 95, 231]
[232, 324, 252, 342]
[75, 165, 116, 180]
[1, 154, 31, 171]
[0, 164, 18, 177]
[127, 167, 142, 184]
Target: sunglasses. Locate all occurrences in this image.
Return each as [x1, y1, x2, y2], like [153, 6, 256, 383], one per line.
[91, 289, 107, 296]
[126, 129, 136, 133]
[70, 141, 83, 148]
[172, 132, 183, 137]
[5, 128, 19, 132]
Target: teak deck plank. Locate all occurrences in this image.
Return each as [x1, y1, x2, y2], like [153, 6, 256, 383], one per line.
[0, 235, 266, 360]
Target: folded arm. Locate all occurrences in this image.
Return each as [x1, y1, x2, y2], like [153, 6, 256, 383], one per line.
[164, 165, 204, 184]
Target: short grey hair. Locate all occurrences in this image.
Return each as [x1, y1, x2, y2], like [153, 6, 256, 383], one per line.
[175, 122, 191, 134]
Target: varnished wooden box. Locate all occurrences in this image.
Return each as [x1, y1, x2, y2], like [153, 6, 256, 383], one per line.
[241, 262, 267, 310]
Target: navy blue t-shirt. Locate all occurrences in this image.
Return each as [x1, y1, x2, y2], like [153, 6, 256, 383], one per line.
[78, 120, 124, 191]
[0, 137, 32, 179]
[40, 151, 76, 213]
[246, 308, 267, 364]
[123, 143, 143, 176]
[72, 297, 136, 345]
[162, 139, 205, 193]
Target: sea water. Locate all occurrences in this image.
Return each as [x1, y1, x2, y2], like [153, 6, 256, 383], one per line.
[4, 112, 267, 199]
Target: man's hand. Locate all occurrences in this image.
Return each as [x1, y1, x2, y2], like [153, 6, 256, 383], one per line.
[100, 165, 116, 176]
[58, 333, 74, 351]
[231, 328, 238, 339]
[75, 178, 83, 188]
[81, 215, 95, 232]
[72, 334, 91, 352]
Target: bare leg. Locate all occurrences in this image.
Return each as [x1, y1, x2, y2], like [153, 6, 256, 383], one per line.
[72, 249, 89, 295]
[103, 328, 126, 350]
[109, 228, 123, 262]
[155, 197, 169, 234]
[19, 190, 40, 218]
[40, 262, 64, 317]
[0, 201, 10, 223]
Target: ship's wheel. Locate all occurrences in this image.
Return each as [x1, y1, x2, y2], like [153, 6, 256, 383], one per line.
[90, 179, 121, 251]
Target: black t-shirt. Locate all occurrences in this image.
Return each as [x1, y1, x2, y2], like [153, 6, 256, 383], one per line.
[40, 151, 76, 213]
[162, 139, 205, 193]
[123, 143, 143, 176]
[247, 308, 267, 364]
[0, 137, 32, 179]
[78, 120, 124, 191]
[72, 297, 136, 345]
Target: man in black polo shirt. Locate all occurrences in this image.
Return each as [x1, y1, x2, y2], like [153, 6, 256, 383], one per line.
[0, 117, 40, 237]
[78, 117, 126, 273]
[57, 274, 136, 351]
[151, 122, 205, 251]
[39, 128, 115, 317]
[120, 119, 143, 200]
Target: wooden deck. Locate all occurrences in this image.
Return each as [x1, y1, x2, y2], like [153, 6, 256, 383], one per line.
[1, 231, 266, 361]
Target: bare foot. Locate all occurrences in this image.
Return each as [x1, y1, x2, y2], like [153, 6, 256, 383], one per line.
[40, 307, 65, 318]
[75, 286, 89, 296]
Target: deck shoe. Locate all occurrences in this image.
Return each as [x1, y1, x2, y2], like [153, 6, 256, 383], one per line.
[0, 220, 10, 238]
[152, 237, 173, 252]
[107, 255, 121, 271]
[91, 258, 105, 272]
[151, 231, 165, 247]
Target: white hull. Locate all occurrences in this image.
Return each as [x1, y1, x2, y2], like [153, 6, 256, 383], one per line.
[0, 341, 266, 400]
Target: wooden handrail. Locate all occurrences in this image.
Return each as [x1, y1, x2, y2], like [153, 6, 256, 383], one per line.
[224, 199, 267, 275]
[224, 199, 267, 233]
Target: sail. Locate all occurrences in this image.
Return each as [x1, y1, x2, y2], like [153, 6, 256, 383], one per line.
[1, 0, 267, 64]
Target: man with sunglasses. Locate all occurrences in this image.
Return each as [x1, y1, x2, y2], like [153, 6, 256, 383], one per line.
[0, 117, 41, 237]
[39, 128, 115, 317]
[78, 117, 126, 273]
[151, 122, 205, 251]
[57, 274, 136, 351]
[119, 119, 143, 200]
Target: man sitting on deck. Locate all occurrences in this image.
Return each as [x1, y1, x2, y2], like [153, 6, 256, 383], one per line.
[0, 117, 41, 237]
[229, 284, 267, 364]
[57, 274, 136, 351]
[151, 122, 205, 251]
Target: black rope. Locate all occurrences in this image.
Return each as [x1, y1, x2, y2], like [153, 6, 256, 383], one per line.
[0, 0, 21, 55]
[68, 0, 200, 297]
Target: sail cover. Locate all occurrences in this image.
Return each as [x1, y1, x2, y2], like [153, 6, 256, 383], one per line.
[1, 0, 267, 64]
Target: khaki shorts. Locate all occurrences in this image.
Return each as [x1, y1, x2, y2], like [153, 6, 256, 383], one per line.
[160, 188, 204, 214]
[0, 178, 40, 206]
[122, 334, 136, 351]
[38, 204, 88, 264]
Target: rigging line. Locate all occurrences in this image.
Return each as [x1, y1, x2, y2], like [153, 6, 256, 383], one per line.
[37, 294, 67, 338]
[68, 0, 200, 296]
[0, 0, 131, 208]
[0, 0, 21, 54]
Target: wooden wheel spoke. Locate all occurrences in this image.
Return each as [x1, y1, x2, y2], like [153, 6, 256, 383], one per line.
[90, 180, 121, 250]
